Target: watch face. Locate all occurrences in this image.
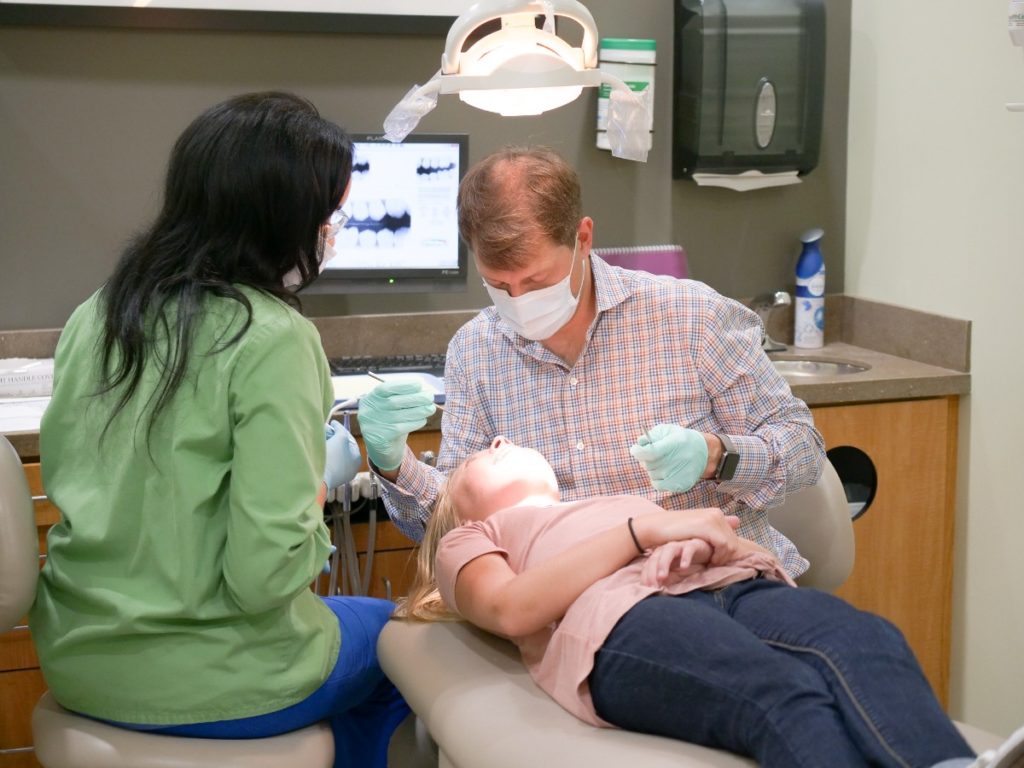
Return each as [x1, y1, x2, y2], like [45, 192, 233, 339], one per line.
[718, 451, 740, 481]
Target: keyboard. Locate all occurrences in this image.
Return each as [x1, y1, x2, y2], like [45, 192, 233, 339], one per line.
[329, 353, 447, 377]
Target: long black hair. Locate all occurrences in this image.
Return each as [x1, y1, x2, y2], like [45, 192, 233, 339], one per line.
[97, 91, 352, 436]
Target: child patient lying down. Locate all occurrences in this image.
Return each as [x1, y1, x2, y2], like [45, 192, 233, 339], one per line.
[396, 436, 1024, 768]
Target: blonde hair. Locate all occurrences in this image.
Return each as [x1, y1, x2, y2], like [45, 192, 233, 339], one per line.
[393, 465, 466, 621]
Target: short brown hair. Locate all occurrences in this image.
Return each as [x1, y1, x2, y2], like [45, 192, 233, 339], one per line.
[457, 146, 581, 269]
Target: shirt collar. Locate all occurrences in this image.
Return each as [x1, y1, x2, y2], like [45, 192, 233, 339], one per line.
[589, 252, 632, 314]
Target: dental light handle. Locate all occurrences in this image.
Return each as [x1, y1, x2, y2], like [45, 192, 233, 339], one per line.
[442, 0, 598, 74]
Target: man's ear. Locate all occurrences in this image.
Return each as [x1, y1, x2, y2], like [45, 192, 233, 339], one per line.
[578, 216, 595, 253]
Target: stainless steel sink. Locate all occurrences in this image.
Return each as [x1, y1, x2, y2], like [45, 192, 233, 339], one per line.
[771, 358, 871, 378]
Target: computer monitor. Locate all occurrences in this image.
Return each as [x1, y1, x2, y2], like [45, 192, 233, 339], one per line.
[302, 132, 469, 295]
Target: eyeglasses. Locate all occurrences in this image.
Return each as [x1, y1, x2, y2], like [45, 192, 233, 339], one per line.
[327, 208, 350, 240]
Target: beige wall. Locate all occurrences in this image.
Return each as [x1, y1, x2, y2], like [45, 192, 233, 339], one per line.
[0, 1, 849, 330]
[847, 0, 1024, 735]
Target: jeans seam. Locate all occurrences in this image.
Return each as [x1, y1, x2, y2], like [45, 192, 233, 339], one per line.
[594, 646, 828, 768]
[762, 639, 912, 768]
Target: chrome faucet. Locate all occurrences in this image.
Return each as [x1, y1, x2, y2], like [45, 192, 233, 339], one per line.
[751, 291, 791, 353]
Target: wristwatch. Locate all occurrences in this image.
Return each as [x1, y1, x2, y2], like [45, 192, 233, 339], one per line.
[714, 434, 740, 482]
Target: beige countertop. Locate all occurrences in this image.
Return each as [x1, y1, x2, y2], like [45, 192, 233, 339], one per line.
[1, 296, 972, 460]
[770, 342, 970, 406]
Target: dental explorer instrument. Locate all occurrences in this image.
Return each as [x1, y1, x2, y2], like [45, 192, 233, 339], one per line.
[367, 369, 444, 410]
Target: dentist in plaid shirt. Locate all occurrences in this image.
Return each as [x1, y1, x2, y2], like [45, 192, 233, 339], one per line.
[357, 146, 826, 581]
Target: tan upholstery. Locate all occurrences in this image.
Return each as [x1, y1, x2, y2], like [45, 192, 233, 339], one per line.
[379, 621, 1003, 768]
[767, 459, 855, 592]
[0, 436, 334, 768]
[32, 693, 334, 768]
[380, 620, 756, 768]
[378, 459, 1002, 767]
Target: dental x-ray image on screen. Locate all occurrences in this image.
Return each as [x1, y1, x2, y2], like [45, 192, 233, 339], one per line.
[304, 133, 469, 295]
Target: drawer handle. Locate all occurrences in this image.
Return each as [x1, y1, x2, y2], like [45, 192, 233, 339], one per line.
[0, 746, 35, 755]
[32, 494, 48, 503]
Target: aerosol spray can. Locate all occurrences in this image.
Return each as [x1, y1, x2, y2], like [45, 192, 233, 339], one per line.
[794, 228, 825, 349]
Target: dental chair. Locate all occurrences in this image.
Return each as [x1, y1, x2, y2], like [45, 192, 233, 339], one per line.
[0, 434, 336, 767]
[377, 460, 1003, 768]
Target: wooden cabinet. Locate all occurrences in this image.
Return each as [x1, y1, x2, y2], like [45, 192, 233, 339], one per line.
[0, 670, 46, 767]
[349, 522, 420, 600]
[342, 430, 438, 600]
[812, 397, 959, 708]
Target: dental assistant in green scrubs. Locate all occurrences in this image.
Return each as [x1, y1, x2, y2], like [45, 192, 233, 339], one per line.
[30, 91, 408, 768]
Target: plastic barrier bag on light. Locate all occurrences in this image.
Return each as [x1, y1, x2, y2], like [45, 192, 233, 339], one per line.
[383, 74, 441, 143]
[606, 83, 652, 162]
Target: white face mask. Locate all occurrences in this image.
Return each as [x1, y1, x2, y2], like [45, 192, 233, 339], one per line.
[484, 235, 586, 341]
[283, 230, 339, 289]
[282, 210, 346, 288]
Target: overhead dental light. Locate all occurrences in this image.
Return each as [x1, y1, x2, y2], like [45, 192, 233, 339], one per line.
[383, 0, 652, 161]
[440, 0, 601, 116]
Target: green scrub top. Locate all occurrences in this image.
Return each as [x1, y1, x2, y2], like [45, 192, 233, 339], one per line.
[30, 287, 339, 724]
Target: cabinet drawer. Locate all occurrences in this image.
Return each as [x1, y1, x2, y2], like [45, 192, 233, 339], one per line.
[356, 549, 418, 600]
[0, 628, 38, 675]
[0, 667, 46, 765]
[0, 750, 42, 768]
[351, 519, 417, 553]
[22, 464, 60, 529]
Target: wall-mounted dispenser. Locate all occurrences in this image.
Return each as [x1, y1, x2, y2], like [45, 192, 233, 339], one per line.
[672, 0, 826, 191]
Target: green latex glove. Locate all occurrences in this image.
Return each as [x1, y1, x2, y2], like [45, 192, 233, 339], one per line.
[357, 380, 437, 472]
[629, 423, 709, 492]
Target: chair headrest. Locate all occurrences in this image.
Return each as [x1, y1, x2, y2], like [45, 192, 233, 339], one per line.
[766, 460, 855, 592]
[0, 436, 40, 631]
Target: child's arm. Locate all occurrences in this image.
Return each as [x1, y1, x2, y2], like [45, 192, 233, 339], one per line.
[453, 508, 740, 638]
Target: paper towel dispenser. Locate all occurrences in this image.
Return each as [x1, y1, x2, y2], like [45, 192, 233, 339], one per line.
[672, 0, 826, 184]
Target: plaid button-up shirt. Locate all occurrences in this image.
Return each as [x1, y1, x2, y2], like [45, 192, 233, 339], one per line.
[380, 256, 825, 577]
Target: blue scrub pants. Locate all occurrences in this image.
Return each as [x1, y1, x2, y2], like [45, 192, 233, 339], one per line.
[108, 596, 409, 768]
[588, 580, 974, 768]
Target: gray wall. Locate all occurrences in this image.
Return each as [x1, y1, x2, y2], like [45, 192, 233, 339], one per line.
[0, 0, 849, 332]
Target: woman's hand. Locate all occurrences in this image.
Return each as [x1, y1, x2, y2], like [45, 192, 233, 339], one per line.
[634, 508, 741, 566]
[324, 420, 361, 489]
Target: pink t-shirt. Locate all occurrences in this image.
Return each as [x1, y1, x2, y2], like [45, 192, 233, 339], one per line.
[435, 496, 796, 727]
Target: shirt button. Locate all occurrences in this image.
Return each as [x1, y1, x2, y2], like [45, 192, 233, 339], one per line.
[576, 441, 585, 452]
[569, 376, 578, 387]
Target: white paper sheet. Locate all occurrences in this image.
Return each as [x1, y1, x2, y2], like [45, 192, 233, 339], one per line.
[691, 170, 801, 192]
[0, 396, 51, 435]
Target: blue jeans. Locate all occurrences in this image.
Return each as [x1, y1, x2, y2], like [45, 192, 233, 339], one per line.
[107, 596, 409, 768]
[588, 579, 973, 768]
